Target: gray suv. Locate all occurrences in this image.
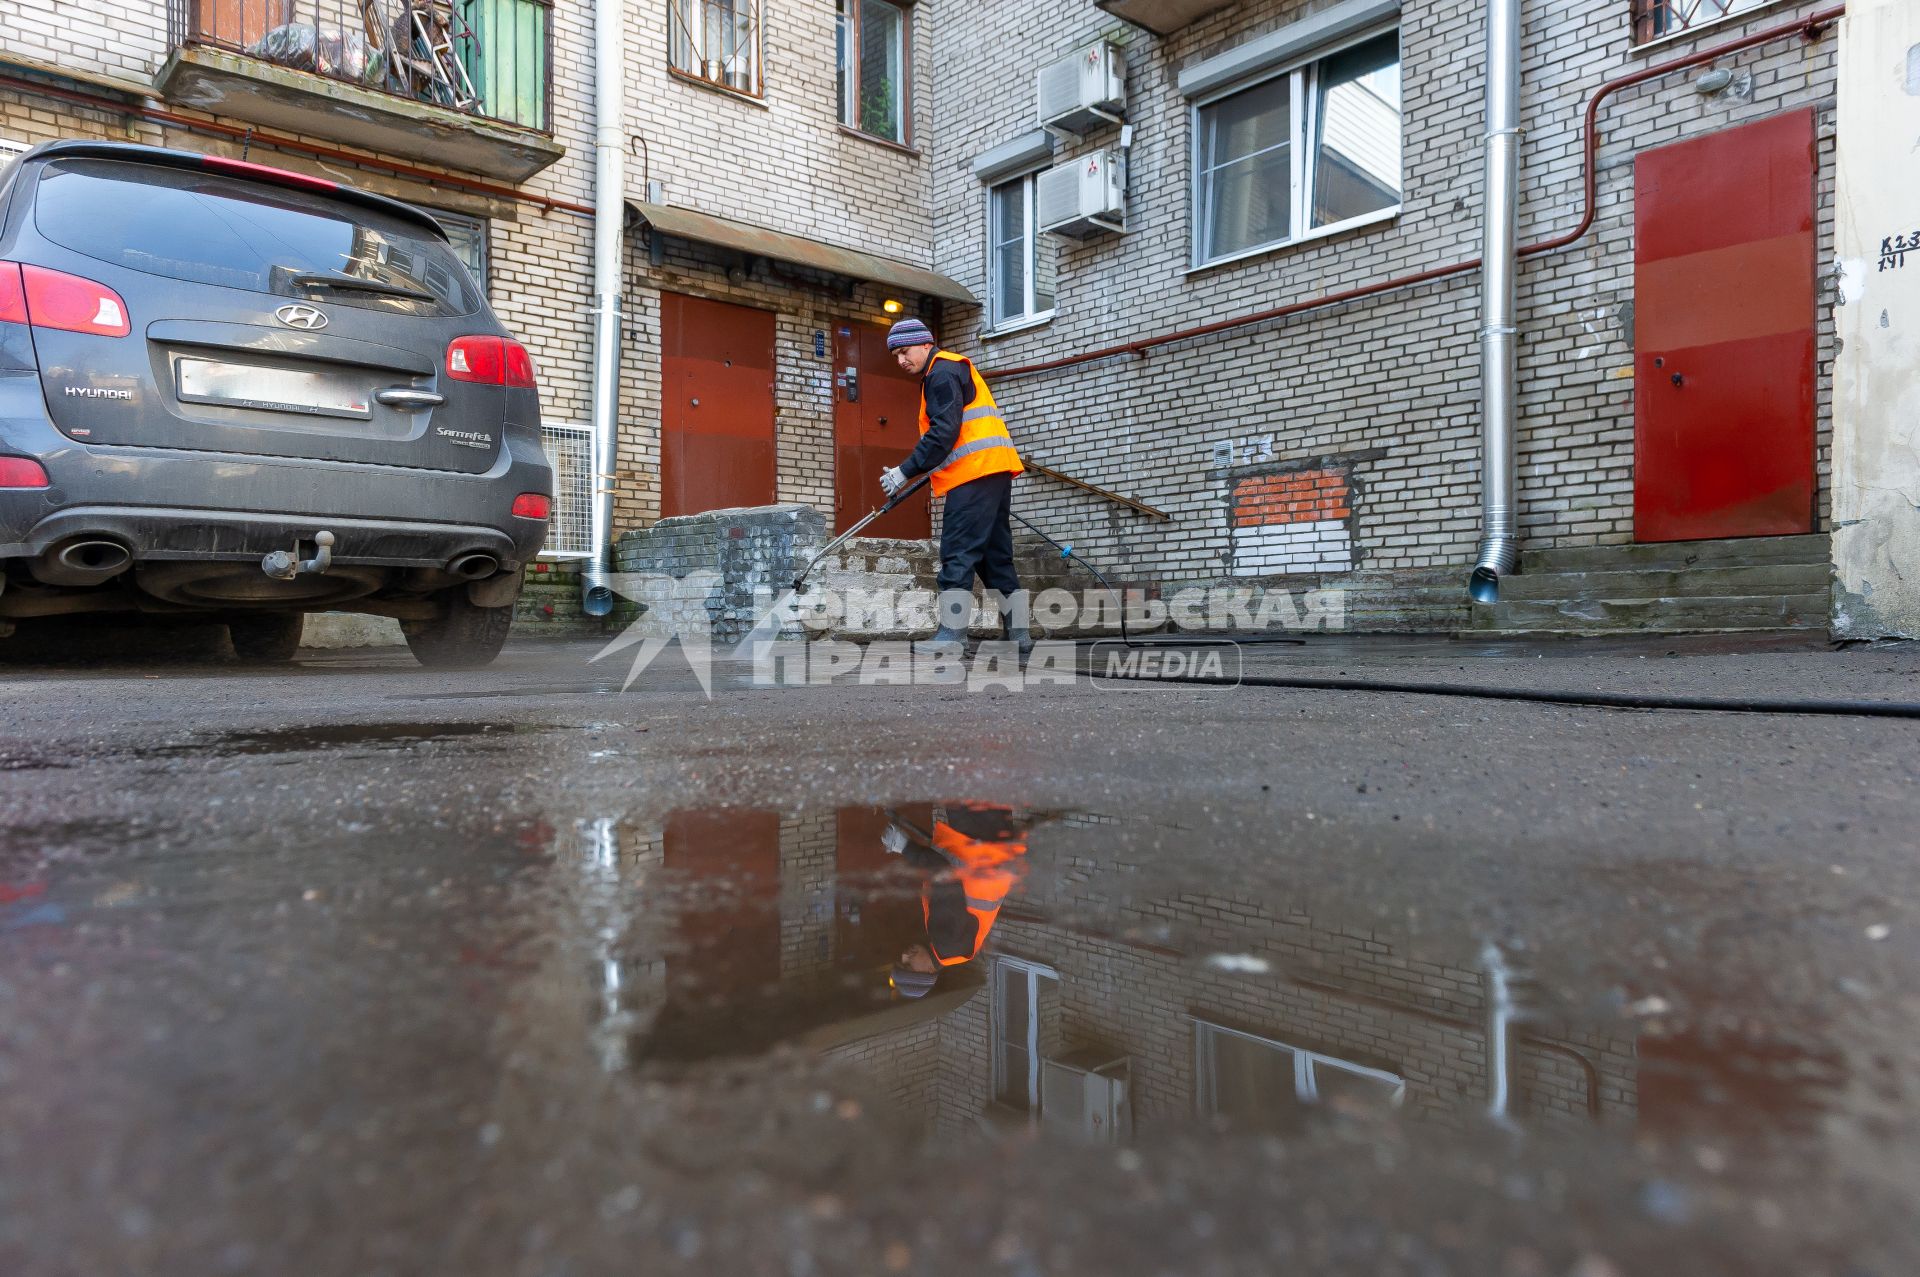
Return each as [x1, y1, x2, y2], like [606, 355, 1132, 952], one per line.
[0, 141, 552, 667]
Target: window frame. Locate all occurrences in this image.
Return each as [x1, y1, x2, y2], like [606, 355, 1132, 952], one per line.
[991, 956, 1058, 1112]
[983, 167, 1056, 336]
[428, 209, 491, 298]
[667, 0, 765, 101]
[1193, 1019, 1407, 1118]
[1188, 22, 1402, 272]
[1629, 0, 1788, 50]
[837, 0, 915, 148]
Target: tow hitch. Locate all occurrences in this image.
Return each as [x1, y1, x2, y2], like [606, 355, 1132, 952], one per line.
[262, 531, 335, 581]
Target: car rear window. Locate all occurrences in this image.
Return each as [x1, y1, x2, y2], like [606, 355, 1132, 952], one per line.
[30, 158, 481, 317]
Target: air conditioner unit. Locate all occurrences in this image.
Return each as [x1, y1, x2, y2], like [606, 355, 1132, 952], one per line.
[1037, 150, 1127, 238]
[1041, 1049, 1132, 1144]
[1037, 42, 1127, 135]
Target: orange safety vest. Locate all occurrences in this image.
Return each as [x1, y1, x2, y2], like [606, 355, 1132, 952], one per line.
[924, 818, 1028, 966]
[918, 351, 1024, 498]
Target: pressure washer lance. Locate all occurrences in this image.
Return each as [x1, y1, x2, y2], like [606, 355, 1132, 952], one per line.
[791, 471, 933, 593]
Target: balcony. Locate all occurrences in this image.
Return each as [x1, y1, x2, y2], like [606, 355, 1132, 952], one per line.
[158, 0, 564, 180]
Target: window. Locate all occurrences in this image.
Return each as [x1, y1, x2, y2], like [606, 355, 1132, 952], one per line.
[1632, 0, 1775, 44]
[669, 0, 763, 97]
[1192, 29, 1401, 268]
[837, 0, 910, 144]
[992, 958, 1057, 1112]
[34, 158, 481, 318]
[1194, 1021, 1405, 1133]
[987, 172, 1056, 331]
[431, 210, 490, 296]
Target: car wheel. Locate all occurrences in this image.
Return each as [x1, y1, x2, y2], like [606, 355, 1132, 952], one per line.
[227, 612, 306, 664]
[402, 591, 513, 669]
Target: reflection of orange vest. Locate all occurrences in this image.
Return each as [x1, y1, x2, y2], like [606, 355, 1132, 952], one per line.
[918, 351, 1024, 498]
[924, 820, 1027, 966]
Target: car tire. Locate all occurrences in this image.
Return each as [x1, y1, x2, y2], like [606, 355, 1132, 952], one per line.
[403, 591, 513, 669]
[227, 612, 306, 664]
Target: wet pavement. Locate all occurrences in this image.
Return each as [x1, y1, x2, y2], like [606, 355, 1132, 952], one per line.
[2, 634, 1918, 1275]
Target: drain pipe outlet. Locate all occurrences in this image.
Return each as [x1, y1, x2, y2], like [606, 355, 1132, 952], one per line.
[582, 0, 625, 619]
[1470, 0, 1523, 605]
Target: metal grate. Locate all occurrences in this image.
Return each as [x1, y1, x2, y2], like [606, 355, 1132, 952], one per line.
[1631, 0, 1771, 44]
[539, 421, 594, 558]
[667, 0, 762, 96]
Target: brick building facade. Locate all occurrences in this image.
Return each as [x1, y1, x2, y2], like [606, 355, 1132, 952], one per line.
[0, 0, 1882, 635]
[931, 0, 1843, 598]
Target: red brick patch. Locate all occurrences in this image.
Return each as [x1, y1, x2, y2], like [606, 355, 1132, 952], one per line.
[1232, 468, 1351, 528]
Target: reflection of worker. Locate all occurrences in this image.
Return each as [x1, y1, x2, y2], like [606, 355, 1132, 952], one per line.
[884, 805, 1030, 998]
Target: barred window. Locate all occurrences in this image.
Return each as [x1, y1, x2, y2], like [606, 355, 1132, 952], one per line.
[668, 0, 762, 97]
[1632, 0, 1775, 45]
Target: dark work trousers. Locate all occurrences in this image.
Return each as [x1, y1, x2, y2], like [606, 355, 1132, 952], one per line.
[937, 472, 1021, 601]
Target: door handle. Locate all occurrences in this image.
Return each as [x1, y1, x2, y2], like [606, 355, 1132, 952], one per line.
[376, 387, 446, 409]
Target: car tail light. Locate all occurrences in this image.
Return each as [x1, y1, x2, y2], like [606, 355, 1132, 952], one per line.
[511, 492, 551, 520]
[19, 265, 130, 337]
[201, 155, 341, 195]
[447, 335, 504, 384]
[449, 336, 538, 388]
[503, 340, 537, 389]
[0, 457, 50, 489]
[0, 262, 25, 325]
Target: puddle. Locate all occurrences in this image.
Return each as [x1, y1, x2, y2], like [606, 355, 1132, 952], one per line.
[545, 802, 1864, 1157]
[126, 721, 552, 759]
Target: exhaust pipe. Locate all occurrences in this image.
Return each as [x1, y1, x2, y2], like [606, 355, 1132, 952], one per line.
[449, 552, 500, 581]
[29, 538, 133, 587]
[1470, 0, 1523, 605]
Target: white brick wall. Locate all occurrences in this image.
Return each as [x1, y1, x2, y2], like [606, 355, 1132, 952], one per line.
[929, 0, 1840, 581]
[0, 0, 1843, 581]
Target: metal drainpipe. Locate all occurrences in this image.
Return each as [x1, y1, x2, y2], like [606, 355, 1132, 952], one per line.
[581, 0, 625, 618]
[1469, 0, 1524, 604]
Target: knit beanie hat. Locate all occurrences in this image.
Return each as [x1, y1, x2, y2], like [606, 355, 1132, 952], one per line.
[886, 318, 936, 350]
[890, 964, 938, 999]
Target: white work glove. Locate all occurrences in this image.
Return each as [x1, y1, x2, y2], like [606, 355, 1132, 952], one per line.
[880, 466, 907, 497]
[882, 824, 908, 855]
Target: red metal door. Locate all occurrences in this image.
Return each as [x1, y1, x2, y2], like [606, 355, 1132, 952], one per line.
[660, 293, 777, 518]
[663, 807, 782, 1002]
[1633, 109, 1816, 543]
[833, 322, 931, 537]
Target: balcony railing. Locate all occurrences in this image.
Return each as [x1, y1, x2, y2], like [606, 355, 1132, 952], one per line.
[1631, 0, 1772, 44]
[167, 0, 551, 131]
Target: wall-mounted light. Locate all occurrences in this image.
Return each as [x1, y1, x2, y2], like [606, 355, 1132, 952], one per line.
[881, 299, 904, 315]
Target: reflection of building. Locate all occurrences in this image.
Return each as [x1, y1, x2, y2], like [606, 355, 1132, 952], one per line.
[575, 806, 1642, 1146]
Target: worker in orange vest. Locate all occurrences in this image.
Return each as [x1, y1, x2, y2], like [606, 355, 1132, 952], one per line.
[884, 805, 1030, 998]
[879, 318, 1032, 655]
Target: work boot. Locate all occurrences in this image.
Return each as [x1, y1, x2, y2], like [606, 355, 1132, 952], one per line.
[913, 625, 968, 657]
[1002, 617, 1035, 656]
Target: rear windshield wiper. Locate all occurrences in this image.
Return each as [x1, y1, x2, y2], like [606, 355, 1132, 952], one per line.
[290, 271, 436, 302]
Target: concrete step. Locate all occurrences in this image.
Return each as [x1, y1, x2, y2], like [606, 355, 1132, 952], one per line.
[1468, 592, 1829, 634]
[1491, 562, 1830, 603]
[1520, 533, 1829, 575]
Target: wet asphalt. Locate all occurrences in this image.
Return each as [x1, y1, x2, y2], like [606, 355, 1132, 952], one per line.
[2, 630, 1918, 1276]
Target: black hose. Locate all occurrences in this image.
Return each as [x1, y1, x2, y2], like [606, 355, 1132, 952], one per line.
[1083, 660, 1920, 720]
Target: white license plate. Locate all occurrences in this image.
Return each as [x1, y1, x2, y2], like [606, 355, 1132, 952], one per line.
[176, 358, 372, 420]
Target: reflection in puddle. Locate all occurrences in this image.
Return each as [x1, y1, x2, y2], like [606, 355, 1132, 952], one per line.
[548, 803, 1845, 1155]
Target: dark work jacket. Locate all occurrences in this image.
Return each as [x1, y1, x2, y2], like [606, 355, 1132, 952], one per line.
[899, 356, 977, 479]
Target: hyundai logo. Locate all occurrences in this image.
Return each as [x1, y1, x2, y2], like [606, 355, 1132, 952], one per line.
[275, 304, 327, 331]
